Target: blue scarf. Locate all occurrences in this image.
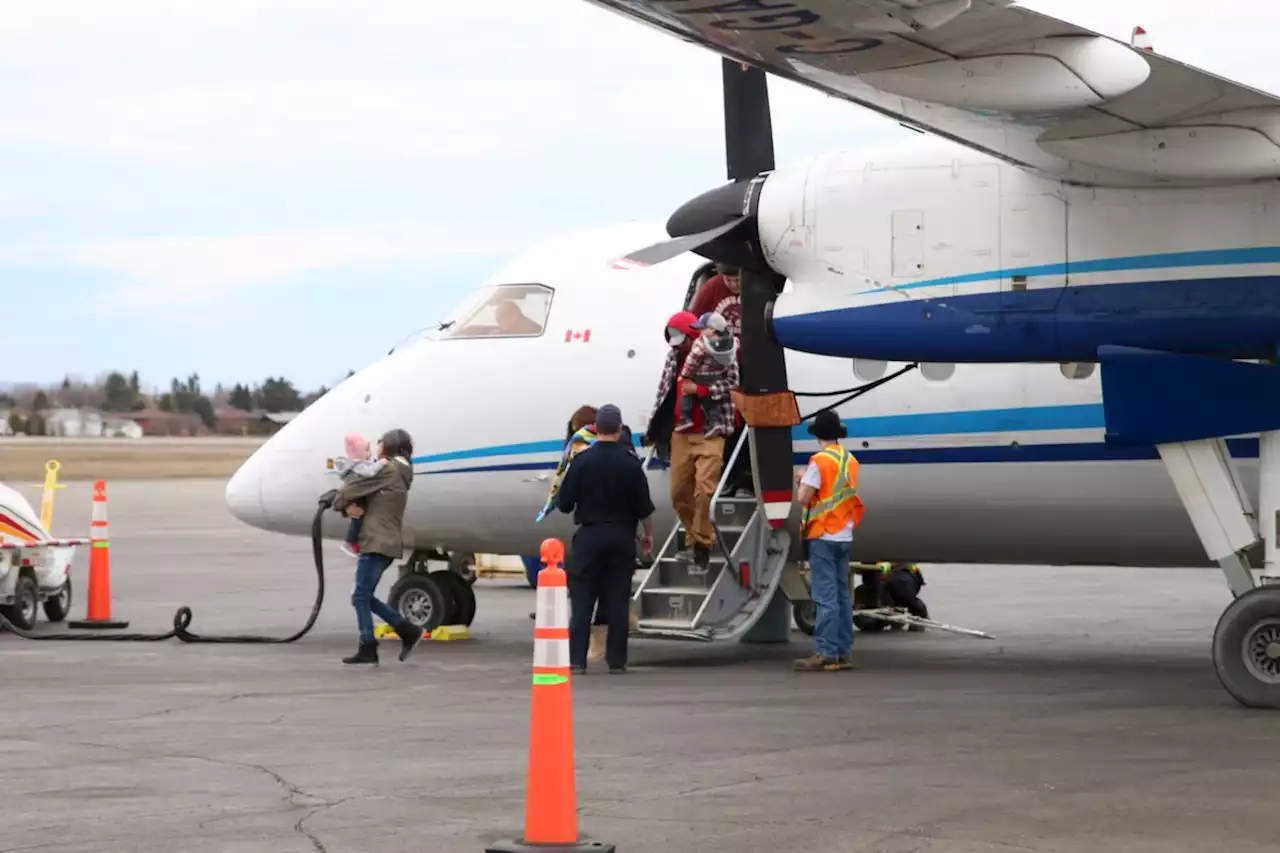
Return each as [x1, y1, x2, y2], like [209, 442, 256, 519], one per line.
[535, 425, 598, 522]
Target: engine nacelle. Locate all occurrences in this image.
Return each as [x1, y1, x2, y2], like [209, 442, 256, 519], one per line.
[756, 145, 1280, 365]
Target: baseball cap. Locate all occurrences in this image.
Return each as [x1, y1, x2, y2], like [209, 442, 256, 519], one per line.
[665, 311, 700, 337]
[596, 404, 623, 434]
[691, 311, 728, 332]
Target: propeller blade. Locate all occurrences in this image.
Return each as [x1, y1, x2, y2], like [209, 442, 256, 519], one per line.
[611, 216, 747, 269]
[722, 58, 775, 181]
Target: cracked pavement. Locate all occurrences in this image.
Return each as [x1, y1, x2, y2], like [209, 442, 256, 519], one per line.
[3, 480, 1280, 853]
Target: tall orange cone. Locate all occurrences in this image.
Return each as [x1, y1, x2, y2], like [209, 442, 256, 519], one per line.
[68, 480, 129, 630]
[486, 539, 614, 853]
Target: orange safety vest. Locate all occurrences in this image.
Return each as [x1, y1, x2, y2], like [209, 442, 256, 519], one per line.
[802, 445, 866, 539]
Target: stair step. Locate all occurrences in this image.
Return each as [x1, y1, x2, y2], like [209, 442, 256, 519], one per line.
[660, 553, 727, 564]
[640, 587, 708, 621]
[656, 559, 720, 589]
[642, 586, 711, 597]
[637, 617, 696, 630]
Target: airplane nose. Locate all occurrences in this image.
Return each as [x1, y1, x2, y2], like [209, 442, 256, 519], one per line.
[225, 453, 267, 529]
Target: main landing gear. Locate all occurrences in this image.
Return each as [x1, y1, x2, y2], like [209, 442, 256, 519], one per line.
[387, 550, 478, 634]
[1100, 347, 1280, 709]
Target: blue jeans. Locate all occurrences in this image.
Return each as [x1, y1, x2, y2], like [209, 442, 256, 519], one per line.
[808, 538, 853, 659]
[352, 553, 406, 645]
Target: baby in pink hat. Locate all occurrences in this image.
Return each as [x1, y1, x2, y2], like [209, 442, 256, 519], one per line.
[332, 433, 385, 557]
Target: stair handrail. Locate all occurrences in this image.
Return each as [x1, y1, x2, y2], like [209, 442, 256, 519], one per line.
[708, 428, 753, 585]
[710, 428, 750, 517]
[633, 443, 682, 604]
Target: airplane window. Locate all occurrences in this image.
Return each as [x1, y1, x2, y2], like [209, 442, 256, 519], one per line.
[1060, 362, 1096, 380]
[920, 362, 956, 382]
[852, 359, 887, 381]
[438, 283, 554, 340]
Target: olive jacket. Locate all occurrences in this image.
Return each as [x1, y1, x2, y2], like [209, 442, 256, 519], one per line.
[331, 456, 413, 560]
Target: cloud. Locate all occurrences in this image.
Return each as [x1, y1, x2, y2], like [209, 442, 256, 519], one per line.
[7, 0, 1280, 387]
[61, 221, 541, 305]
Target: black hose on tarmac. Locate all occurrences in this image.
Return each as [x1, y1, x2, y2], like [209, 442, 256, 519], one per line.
[0, 502, 327, 643]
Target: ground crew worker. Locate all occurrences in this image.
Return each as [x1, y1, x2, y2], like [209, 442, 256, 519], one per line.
[878, 561, 928, 620]
[793, 410, 865, 672]
[556, 404, 656, 673]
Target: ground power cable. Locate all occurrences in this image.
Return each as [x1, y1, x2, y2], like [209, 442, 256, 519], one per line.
[795, 362, 919, 422]
[0, 501, 329, 643]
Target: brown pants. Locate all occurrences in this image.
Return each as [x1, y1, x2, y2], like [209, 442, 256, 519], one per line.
[670, 431, 725, 549]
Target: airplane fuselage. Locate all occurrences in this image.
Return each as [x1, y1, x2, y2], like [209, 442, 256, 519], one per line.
[225, 207, 1246, 571]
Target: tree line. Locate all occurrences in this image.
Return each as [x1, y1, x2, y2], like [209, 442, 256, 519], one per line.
[1, 370, 352, 436]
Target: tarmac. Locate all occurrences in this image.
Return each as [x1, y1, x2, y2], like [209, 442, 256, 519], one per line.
[4, 479, 1280, 853]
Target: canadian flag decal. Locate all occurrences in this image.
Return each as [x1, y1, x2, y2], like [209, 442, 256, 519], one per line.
[564, 329, 592, 343]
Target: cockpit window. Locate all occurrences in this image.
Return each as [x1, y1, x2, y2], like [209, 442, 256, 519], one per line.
[438, 283, 554, 340]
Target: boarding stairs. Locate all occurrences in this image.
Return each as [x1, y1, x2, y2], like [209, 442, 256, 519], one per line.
[632, 430, 791, 641]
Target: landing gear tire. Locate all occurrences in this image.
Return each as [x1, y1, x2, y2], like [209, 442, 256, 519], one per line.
[1213, 586, 1280, 710]
[433, 570, 477, 626]
[793, 600, 816, 636]
[853, 582, 887, 633]
[42, 579, 72, 623]
[449, 552, 478, 586]
[1, 574, 39, 632]
[388, 574, 446, 633]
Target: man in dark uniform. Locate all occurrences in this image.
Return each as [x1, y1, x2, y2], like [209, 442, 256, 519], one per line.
[557, 403, 656, 673]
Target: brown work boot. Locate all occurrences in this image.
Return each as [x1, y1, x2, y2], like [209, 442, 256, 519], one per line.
[793, 654, 840, 672]
[587, 625, 606, 664]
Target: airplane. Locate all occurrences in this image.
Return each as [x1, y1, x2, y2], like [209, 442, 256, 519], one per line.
[576, 0, 1280, 708]
[225, 0, 1280, 710]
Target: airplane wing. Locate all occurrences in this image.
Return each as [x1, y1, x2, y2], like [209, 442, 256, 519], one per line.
[583, 0, 1280, 187]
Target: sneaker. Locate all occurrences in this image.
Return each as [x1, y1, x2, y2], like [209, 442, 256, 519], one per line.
[571, 663, 587, 675]
[834, 654, 853, 670]
[397, 624, 424, 661]
[340, 542, 360, 558]
[693, 544, 711, 569]
[672, 548, 696, 563]
[342, 642, 379, 666]
[793, 654, 839, 672]
[609, 665, 627, 674]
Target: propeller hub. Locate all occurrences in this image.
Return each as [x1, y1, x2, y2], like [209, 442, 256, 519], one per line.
[665, 176, 768, 272]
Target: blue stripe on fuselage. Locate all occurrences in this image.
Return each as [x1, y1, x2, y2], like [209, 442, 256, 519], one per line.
[416, 437, 1261, 474]
[408, 403, 1108, 470]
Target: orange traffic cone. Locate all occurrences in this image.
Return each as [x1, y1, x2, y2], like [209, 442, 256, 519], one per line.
[486, 539, 614, 853]
[68, 480, 129, 630]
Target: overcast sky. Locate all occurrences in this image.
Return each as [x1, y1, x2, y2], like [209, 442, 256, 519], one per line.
[4, 0, 1278, 392]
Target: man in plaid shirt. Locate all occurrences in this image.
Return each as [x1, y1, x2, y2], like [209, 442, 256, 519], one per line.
[644, 310, 740, 569]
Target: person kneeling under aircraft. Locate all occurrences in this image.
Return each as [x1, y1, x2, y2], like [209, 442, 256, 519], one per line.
[878, 561, 929, 624]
